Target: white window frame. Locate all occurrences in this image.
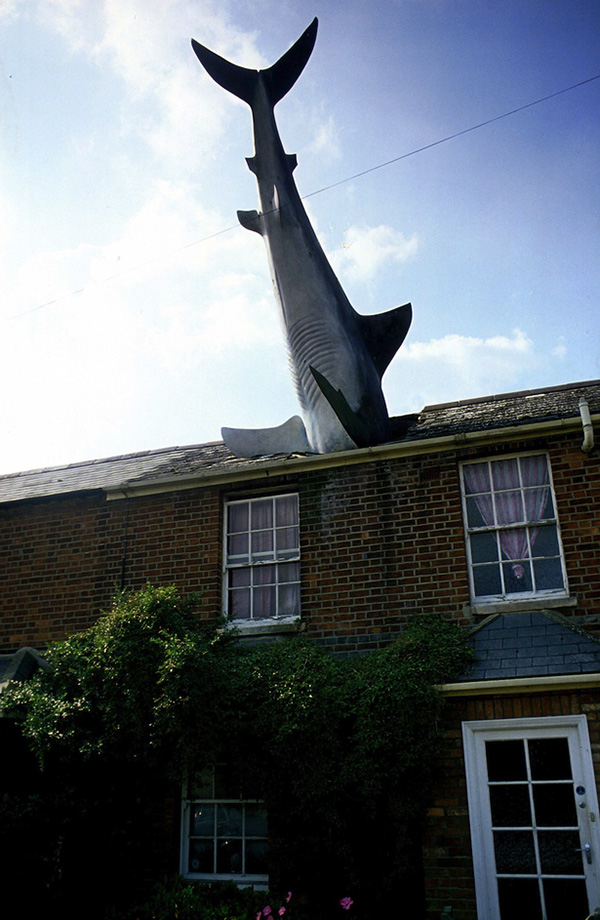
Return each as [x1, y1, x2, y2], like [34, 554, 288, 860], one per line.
[463, 715, 600, 920]
[460, 452, 568, 606]
[223, 493, 300, 623]
[180, 767, 268, 888]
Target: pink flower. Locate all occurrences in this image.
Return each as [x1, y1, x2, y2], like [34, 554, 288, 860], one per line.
[256, 913, 262, 920]
[285, 892, 292, 903]
[263, 908, 272, 917]
[278, 908, 286, 917]
[339, 897, 354, 911]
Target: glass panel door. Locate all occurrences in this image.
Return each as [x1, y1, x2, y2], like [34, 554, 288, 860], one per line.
[463, 716, 600, 920]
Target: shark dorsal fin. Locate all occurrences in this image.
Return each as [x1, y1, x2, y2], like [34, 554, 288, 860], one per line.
[357, 302, 412, 379]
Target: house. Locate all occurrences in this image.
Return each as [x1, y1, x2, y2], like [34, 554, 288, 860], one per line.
[1, 377, 599, 919]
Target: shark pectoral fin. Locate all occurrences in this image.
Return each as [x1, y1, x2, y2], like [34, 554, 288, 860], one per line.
[221, 415, 314, 458]
[358, 302, 413, 378]
[309, 366, 372, 449]
[238, 209, 263, 234]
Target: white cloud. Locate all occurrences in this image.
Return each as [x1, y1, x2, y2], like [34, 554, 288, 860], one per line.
[384, 328, 538, 412]
[306, 114, 341, 161]
[332, 224, 418, 282]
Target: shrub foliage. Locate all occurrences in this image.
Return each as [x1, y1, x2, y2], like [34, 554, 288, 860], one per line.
[1, 585, 472, 919]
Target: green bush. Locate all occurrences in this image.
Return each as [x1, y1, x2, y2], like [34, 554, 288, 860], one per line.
[1, 586, 472, 920]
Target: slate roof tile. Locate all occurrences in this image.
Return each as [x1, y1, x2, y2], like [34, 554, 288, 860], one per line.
[460, 611, 600, 681]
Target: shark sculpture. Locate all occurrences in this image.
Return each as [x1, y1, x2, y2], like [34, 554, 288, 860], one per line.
[192, 18, 414, 456]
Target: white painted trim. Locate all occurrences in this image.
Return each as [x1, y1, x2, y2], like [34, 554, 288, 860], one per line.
[440, 672, 600, 696]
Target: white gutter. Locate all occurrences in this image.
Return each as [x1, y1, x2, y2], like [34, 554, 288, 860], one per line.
[106, 412, 595, 500]
[439, 672, 600, 697]
[579, 397, 595, 452]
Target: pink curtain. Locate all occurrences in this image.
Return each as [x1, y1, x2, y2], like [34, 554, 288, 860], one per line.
[464, 456, 550, 580]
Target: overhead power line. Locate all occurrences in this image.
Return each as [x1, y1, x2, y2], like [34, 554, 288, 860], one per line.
[8, 72, 600, 321]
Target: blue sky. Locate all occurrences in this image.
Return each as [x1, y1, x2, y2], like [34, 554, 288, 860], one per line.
[1, 0, 598, 473]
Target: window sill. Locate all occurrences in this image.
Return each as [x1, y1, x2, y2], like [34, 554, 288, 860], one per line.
[220, 616, 303, 638]
[184, 873, 268, 890]
[465, 595, 577, 616]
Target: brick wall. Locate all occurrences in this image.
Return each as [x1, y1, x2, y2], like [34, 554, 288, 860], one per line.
[1, 429, 598, 652]
[0, 486, 223, 650]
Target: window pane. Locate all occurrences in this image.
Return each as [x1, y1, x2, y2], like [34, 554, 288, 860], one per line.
[503, 559, 532, 594]
[490, 784, 531, 827]
[228, 503, 249, 533]
[251, 500, 272, 530]
[278, 561, 300, 583]
[278, 583, 300, 617]
[533, 557, 564, 591]
[470, 531, 499, 564]
[538, 830, 582, 875]
[253, 565, 276, 586]
[466, 495, 488, 528]
[229, 587, 250, 619]
[275, 495, 298, 526]
[524, 487, 550, 523]
[463, 462, 491, 495]
[543, 879, 588, 920]
[190, 804, 215, 837]
[494, 830, 536, 873]
[520, 455, 549, 488]
[189, 839, 214, 874]
[473, 563, 502, 597]
[531, 525, 560, 558]
[253, 586, 276, 619]
[217, 805, 243, 837]
[227, 533, 249, 560]
[492, 458, 520, 491]
[495, 490, 525, 525]
[251, 530, 273, 557]
[529, 739, 572, 780]
[533, 785, 577, 827]
[486, 740, 527, 781]
[276, 526, 299, 554]
[498, 879, 542, 920]
[229, 568, 251, 587]
[217, 838, 243, 874]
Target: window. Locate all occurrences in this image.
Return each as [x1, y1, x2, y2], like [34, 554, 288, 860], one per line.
[224, 493, 300, 621]
[181, 766, 268, 884]
[463, 716, 600, 920]
[461, 454, 567, 603]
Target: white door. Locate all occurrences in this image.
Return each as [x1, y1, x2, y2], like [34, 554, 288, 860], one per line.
[463, 715, 600, 920]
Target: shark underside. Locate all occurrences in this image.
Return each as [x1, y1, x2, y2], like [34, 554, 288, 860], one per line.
[192, 18, 415, 456]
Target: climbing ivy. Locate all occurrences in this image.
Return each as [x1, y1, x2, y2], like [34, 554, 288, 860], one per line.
[1, 585, 472, 919]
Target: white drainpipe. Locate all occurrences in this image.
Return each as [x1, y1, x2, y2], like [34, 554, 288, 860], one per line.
[579, 397, 595, 452]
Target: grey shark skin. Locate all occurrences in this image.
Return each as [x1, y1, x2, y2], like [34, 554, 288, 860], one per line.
[192, 19, 412, 455]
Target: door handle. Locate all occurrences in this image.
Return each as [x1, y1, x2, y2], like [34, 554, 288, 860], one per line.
[575, 842, 593, 864]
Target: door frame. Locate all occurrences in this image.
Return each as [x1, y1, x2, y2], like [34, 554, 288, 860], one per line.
[462, 714, 600, 920]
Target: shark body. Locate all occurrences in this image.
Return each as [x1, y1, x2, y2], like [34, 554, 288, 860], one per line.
[192, 18, 413, 455]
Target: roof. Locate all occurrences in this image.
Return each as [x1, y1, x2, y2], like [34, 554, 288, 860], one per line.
[1, 379, 598, 504]
[0, 647, 48, 693]
[461, 611, 600, 681]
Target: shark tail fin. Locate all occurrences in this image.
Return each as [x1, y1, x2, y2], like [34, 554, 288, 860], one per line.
[192, 18, 318, 109]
